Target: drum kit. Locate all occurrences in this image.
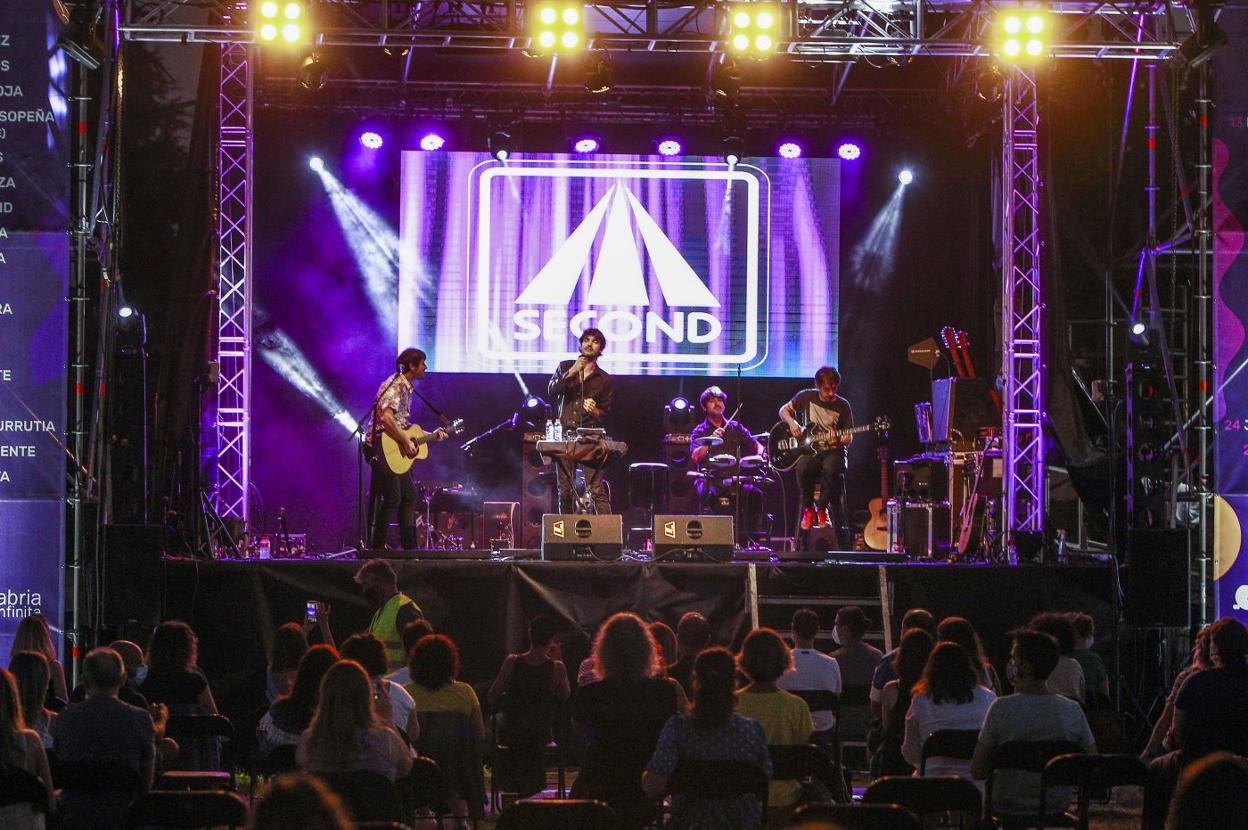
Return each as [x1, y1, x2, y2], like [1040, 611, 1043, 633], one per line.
[687, 434, 772, 543]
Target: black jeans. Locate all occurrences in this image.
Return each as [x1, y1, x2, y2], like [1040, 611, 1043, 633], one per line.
[556, 457, 610, 514]
[796, 452, 850, 548]
[368, 452, 421, 549]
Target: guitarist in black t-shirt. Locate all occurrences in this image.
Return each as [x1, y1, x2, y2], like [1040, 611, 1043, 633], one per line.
[778, 365, 854, 546]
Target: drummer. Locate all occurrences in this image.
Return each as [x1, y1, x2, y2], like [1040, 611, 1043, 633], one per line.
[689, 386, 767, 511]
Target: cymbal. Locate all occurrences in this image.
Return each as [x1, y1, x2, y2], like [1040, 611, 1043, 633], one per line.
[709, 453, 737, 469]
[694, 435, 724, 447]
[686, 470, 709, 480]
[722, 476, 768, 487]
[739, 455, 766, 470]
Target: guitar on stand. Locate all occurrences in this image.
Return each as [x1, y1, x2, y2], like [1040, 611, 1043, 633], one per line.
[380, 419, 466, 474]
[862, 442, 891, 551]
[768, 417, 892, 472]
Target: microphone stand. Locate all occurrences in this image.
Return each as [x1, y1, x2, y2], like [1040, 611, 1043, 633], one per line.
[460, 417, 516, 453]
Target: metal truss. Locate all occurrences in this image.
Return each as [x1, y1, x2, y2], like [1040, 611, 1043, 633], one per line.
[121, 0, 1186, 60]
[1001, 66, 1044, 544]
[215, 37, 254, 522]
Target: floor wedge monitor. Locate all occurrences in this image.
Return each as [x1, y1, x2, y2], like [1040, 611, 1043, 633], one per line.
[541, 514, 623, 561]
[653, 514, 734, 562]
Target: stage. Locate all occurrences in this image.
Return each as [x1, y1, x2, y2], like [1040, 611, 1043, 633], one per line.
[152, 556, 1119, 744]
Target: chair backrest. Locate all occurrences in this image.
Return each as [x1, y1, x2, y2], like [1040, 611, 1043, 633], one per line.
[791, 802, 922, 830]
[355, 823, 414, 830]
[127, 790, 248, 829]
[768, 744, 836, 783]
[790, 689, 840, 716]
[840, 684, 872, 708]
[52, 759, 147, 794]
[414, 709, 486, 819]
[0, 767, 49, 813]
[166, 714, 235, 741]
[919, 729, 980, 774]
[497, 798, 621, 830]
[1041, 753, 1148, 790]
[317, 769, 404, 824]
[255, 743, 297, 775]
[668, 760, 769, 802]
[404, 755, 442, 812]
[863, 775, 982, 818]
[993, 740, 1086, 775]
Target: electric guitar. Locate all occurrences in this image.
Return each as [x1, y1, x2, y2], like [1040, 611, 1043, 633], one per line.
[862, 443, 892, 551]
[767, 416, 891, 472]
[380, 419, 465, 475]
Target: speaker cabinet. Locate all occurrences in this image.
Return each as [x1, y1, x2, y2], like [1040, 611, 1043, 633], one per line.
[931, 378, 997, 444]
[900, 502, 951, 559]
[653, 515, 734, 562]
[1125, 528, 1188, 627]
[103, 524, 165, 626]
[541, 514, 623, 561]
[521, 433, 555, 548]
[663, 435, 698, 514]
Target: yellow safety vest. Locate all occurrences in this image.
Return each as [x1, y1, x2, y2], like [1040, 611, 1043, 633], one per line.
[369, 592, 420, 671]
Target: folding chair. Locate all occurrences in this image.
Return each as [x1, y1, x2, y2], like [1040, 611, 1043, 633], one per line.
[128, 790, 248, 829]
[318, 769, 405, 824]
[1037, 754, 1147, 830]
[863, 775, 982, 829]
[497, 798, 620, 830]
[920, 728, 981, 775]
[666, 759, 769, 828]
[0, 767, 49, 816]
[838, 683, 873, 774]
[161, 713, 235, 790]
[768, 743, 844, 804]
[986, 740, 1084, 829]
[790, 801, 922, 830]
[248, 743, 297, 798]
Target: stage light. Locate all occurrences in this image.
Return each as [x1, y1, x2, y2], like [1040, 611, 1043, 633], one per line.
[726, 4, 779, 57]
[308, 156, 324, 171]
[837, 142, 862, 161]
[489, 131, 513, 162]
[359, 131, 384, 150]
[663, 396, 695, 433]
[258, 329, 358, 434]
[671, 396, 689, 410]
[531, 3, 584, 54]
[898, 168, 914, 185]
[585, 52, 612, 93]
[1131, 321, 1147, 337]
[778, 141, 802, 159]
[710, 56, 742, 99]
[297, 52, 328, 90]
[723, 135, 745, 167]
[975, 65, 1004, 102]
[419, 132, 446, 151]
[525, 395, 544, 409]
[283, 1, 301, 19]
[995, 9, 1048, 62]
[260, 23, 277, 41]
[118, 304, 134, 319]
[573, 137, 600, 153]
[56, 1, 105, 69]
[657, 139, 682, 157]
[281, 23, 301, 42]
[255, 0, 304, 44]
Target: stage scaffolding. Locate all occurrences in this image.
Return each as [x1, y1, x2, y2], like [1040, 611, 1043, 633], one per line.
[116, 0, 1194, 544]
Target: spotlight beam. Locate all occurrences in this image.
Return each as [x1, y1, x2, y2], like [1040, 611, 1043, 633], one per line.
[258, 327, 357, 432]
[851, 183, 905, 292]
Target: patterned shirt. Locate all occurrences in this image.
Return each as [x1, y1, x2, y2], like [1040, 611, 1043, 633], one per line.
[366, 374, 413, 446]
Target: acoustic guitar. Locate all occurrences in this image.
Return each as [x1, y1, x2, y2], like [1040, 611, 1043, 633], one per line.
[380, 419, 465, 475]
[862, 444, 891, 551]
[767, 416, 891, 472]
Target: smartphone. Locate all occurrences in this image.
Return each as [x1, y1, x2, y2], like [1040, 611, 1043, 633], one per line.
[305, 601, 318, 622]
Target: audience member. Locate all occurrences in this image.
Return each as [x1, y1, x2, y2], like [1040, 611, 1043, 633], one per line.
[971, 629, 1095, 819]
[354, 558, 423, 671]
[643, 648, 772, 830]
[296, 660, 412, 781]
[874, 628, 935, 777]
[52, 647, 157, 830]
[1164, 751, 1248, 830]
[830, 605, 883, 687]
[1067, 613, 1110, 700]
[668, 612, 712, 697]
[1143, 617, 1248, 830]
[778, 608, 842, 745]
[1143, 625, 1213, 759]
[735, 627, 813, 816]
[10, 614, 68, 704]
[256, 644, 339, 759]
[340, 633, 419, 743]
[138, 620, 218, 713]
[1028, 612, 1085, 702]
[488, 614, 571, 797]
[66, 640, 150, 709]
[937, 617, 1002, 695]
[870, 608, 935, 717]
[267, 623, 309, 703]
[650, 621, 679, 667]
[900, 641, 995, 781]
[247, 772, 353, 830]
[9, 652, 56, 749]
[383, 619, 433, 686]
[0, 667, 55, 827]
[571, 612, 683, 827]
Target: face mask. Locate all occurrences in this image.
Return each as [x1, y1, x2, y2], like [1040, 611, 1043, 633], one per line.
[133, 666, 148, 684]
[1006, 662, 1019, 685]
[830, 626, 843, 646]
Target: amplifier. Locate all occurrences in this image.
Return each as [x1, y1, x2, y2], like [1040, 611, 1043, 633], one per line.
[541, 514, 623, 561]
[653, 515, 734, 563]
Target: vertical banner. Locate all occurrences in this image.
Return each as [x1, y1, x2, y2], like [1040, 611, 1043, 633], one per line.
[0, 2, 70, 656]
[1213, 9, 1248, 621]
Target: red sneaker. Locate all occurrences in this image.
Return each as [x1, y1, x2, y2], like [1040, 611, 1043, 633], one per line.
[816, 508, 831, 528]
[800, 508, 816, 531]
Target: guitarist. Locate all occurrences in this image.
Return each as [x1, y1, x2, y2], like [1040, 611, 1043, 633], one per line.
[365, 348, 449, 550]
[778, 365, 854, 545]
[547, 328, 615, 514]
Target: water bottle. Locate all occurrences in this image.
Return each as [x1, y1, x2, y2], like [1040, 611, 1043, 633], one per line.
[258, 535, 271, 560]
[1056, 529, 1068, 564]
[554, 422, 563, 441]
[886, 498, 901, 552]
[545, 419, 554, 441]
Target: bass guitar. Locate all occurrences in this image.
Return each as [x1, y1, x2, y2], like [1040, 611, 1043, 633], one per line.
[767, 416, 892, 472]
[380, 419, 465, 475]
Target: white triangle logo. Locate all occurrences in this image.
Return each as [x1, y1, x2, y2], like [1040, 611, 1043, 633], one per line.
[516, 183, 720, 308]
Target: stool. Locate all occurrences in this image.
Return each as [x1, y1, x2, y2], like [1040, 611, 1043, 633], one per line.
[628, 463, 670, 546]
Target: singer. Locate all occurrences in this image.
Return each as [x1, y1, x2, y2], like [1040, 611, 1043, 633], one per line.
[546, 328, 614, 514]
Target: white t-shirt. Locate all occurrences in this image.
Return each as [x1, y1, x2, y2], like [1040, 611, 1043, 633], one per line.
[900, 685, 995, 780]
[777, 648, 843, 732]
[1046, 657, 1085, 702]
[382, 678, 417, 735]
[977, 693, 1096, 817]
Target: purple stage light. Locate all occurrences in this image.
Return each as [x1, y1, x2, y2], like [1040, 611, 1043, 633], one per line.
[419, 132, 446, 151]
[837, 142, 862, 161]
[657, 139, 682, 157]
[573, 137, 600, 153]
[359, 131, 384, 150]
[778, 141, 802, 159]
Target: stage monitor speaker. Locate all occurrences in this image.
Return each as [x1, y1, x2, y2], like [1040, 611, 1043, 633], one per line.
[521, 434, 555, 548]
[541, 514, 623, 561]
[1125, 528, 1188, 627]
[931, 378, 997, 444]
[653, 515, 734, 563]
[663, 435, 699, 514]
[103, 524, 165, 626]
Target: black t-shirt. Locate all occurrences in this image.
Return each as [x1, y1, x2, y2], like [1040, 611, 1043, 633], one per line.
[138, 669, 210, 708]
[571, 676, 679, 804]
[787, 389, 854, 466]
[689, 418, 759, 464]
[548, 360, 614, 429]
[1174, 666, 1248, 758]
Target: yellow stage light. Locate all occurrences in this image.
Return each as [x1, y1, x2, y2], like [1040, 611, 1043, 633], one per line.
[539, 30, 556, 48]
[281, 22, 301, 42]
[726, 4, 779, 56]
[260, 1, 278, 18]
[259, 22, 277, 41]
[562, 7, 580, 24]
[756, 10, 774, 29]
[540, 7, 557, 24]
[254, 0, 304, 45]
[995, 7, 1048, 61]
[531, 2, 584, 53]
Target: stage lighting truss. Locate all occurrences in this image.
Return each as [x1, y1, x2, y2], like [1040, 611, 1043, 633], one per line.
[254, 0, 305, 44]
[994, 7, 1049, 61]
[726, 4, 780, 56]
[530, 3, 585, 53]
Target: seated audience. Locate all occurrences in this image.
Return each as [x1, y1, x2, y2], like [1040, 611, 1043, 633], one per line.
[1143, 617, 1248, 830]
[777, 608, 842, 746]
[937, 617, 1002, 695]
[668, 612, 712, 698]
[900, 641, 995, 780]
[1028, 612, 1085, 702]
[340, 633, 419, 743]
[383, 619, 433, 686]
[643, 648, 772, 830]
[1163, 751, 1248, 830]
[1067, 612, 1110, 700]
[971, 629, 1096, 819]
[295, 660, 412, 782]
[870, 608, 935, 718]
[10, 614, 68, 704]
[734, 627, 813, 817]
[1143, 625, 1213, 759]
[875, 628, 935, 777]
[247, 772, 353, 830]
[649, 621, 679, 667]
[831, 605, 883, 688]
[67, 640, 150, 709]
[52, 647, 156, 830]
[256, 644, 339, 759]
[267, 623, 308, 703]
[9, 652, 56, 749]
[0, 667, 55, 828]
[137, 620, 218, 714]
[571, 612, 682, 826]
[487, 614, 571, 797]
